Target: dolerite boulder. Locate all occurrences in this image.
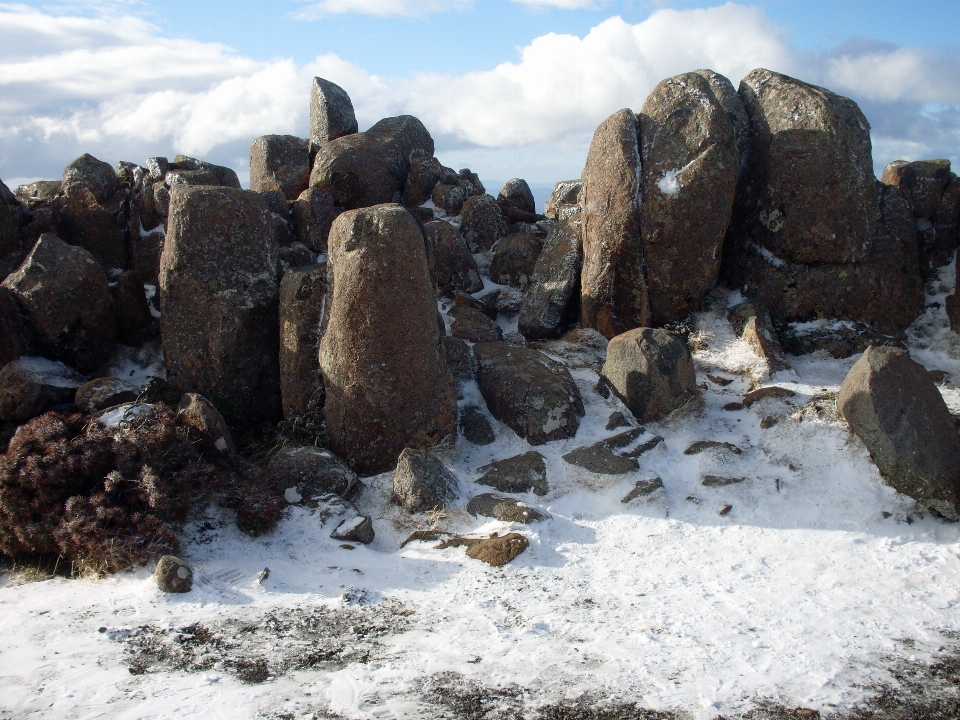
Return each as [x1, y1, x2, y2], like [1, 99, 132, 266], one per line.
[160, 186, 281, 426]
[450, 304, 503, 343]
[403, 156, 447, 208]
[55, 153, 128, 269]
[838, 347, 960, 519]
[291, 187, 341, 253]
[176, 392, 235, 456]
[249, 135, 310, 201]
[74, 377, 138, 412]
[392, 448, 458, 512]
[518, 215, 583, 340]
[310, 77, 359, 151]
[168, 155, 241, 189]
[693, 69, 750, 175]
[0, 286, 31, 367]
[423, 221, 483, 296]
[881, 159, 959, 274]
[310, 116, 434, 210]
[320, 204, 457, 474]
[0, 357, 86, 422]
[155, 555, 192, 593]
[579, 108, 648, 338]
[2, 234, 115, 372]
[460, 195, 506, 253]
[498, 179, 536, 216]
[432, 183, 471, 216]
[543, 180, 581, 222]
[639, 72, 738, 324]
[474, 342, 583, 445]
[442, 336, 477, 383]
[601, 328, 697, 423]
[279, 263, 326, 420]
[268, 446, 357, 502]
[113, 270, 158, 345]
[490, 233, 543, 289]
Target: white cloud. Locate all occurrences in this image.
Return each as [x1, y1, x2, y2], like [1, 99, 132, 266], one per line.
[292, 0, 471, 19]
[825, 48, 960, 103]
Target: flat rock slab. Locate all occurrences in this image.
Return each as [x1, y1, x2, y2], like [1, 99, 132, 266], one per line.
[466, 493, 548, 524]
[684, 440, 742, 455]
[563, 444, 639, 475]
[702, 475, 746, 487]
[438, 532, 529, 567]
[476, 451, 548, 496]
[622, 477, 664, 503]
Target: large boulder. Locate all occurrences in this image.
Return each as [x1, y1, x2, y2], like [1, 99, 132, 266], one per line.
[392, 448, 458, 512]
[543, 180, 581, 222]
[291, 187, 341, 254]
[838, 347, 960, 519]
[518, 215, 583, 340]
[279, 263, 327, 420]
[55, 153, 128, 269]
[2, 234, 115, 372]
[489, 233, 543, 289]
[498, 179, 536, 215]
[168, 155, 241, 189]
[250, 135, 310, 201]
[320, 204, 457, 474]
[948, 261, 960, 334]
[639, 71, 738, 324]
[600, 328, 697, 423]
[159, 186, 281, 426]
[474, 342, 583, 445]
[310, 77, 359, 151]
[0, 357, 86, 422]
[579, 108, 648, 338]
[310, 116, 434, 210]
[450, 304, 503, 343]
[460, 194, 506, 252]
[423, 221, 483, 296]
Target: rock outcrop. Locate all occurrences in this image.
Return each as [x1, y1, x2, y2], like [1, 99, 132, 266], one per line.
[291, 187, 341, 253]
[423, 221, 483, 296]
[279, 263, 327, 420]
[310, 77, 359, 151]
[160, 186, 281, 426]
[250, 135, 310, 201]
[543, 180, 581, 222]
[518, 215, 582, 339]
[838, 347, 960, 519]
[320, 204, 457, 474]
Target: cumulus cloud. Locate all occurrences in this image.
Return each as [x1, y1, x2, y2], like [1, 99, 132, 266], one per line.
[1, 2, 958, 186]
[292, 0, 471, 19]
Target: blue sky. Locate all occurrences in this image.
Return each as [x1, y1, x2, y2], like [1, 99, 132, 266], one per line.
[1, 0, 958, 199]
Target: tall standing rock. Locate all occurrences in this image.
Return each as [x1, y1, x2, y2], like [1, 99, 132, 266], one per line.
[693, 69, 750, 175]
[249, 135, 310, 201]
[279, 263, 327, 420]
[159, 186, 281, 426]
[310, 116, 434, 210]
[580, 108, 647, 338]
[519, 215, 583, 339]
[838, 347, 960, 519]
[2, 234, 115, 373]
[319, 204, 457, 474]
[310, 77, 359, 152]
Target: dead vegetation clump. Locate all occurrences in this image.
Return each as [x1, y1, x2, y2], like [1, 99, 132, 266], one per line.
[0, 405, 286, 575]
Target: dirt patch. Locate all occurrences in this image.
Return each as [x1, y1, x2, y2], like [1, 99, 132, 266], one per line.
[112, 598, 414, 683]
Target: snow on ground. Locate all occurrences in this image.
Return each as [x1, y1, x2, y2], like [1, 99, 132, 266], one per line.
[2, 272, 960, 718]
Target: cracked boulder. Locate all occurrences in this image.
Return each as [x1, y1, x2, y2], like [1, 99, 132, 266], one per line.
[474, 342, 583, 445]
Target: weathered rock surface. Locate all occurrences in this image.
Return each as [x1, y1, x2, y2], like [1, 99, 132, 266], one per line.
[476, 451, 548, 496]
[450, 304, 503, 343]
[169, 155, 241, 188]
[474, 342, 583, 445]
[423, 221, 483, 296]
[518, 215, 582, 340]
[0, 286, 31, 367]
[2, 233, 115, 373]
[727, 301, 788, 372]
[464, 532, 528, 566]
[442, 336, 476, 383]
[160, 186, 281, 425]
[498, 179, 536, 215]
[838, 346, 960, 518]
[268, 446, 357, 502]
[459, 405, 495, 445]
[460, 194, 506, 252]
[392, 448, 458, 512]
[489, 233, 543, 289]
[601, 328, 697, 423]
[466, 494, 547, 523]
[0, 357, 86, 422]
[320, 204, 457, 474]
[279, 263, 327, 420]
[693, 69, 750, 174]
[113, 270, 158, 346]
[432, 183, 470, 216]
[310, 116, 434, 210]
[250, 135, 310, 201]
[403, 156, 447, 208]
[75, 377, 138, 412]
[1, 180, 24, 280]
[291, 187, 341, 253]
[310, 77, 358, 151]
[155, 555, 192, 593]
[176, 392, 236, 456]
[543, 180, 582, 222]
[330, 515, 374, 544]
[579, 108, 647, 338]
[640, 71, 738, 324]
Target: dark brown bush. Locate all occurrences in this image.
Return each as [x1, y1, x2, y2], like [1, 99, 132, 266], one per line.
[0, 404, 286, 574]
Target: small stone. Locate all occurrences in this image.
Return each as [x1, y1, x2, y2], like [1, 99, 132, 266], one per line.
[702, 475, 746, 487]
[684, 440, 742, 455]
[437, 532, 529, 567]
[562, 444, 639, 475]
[75, 377, 139, 413]
[723, 402, 744, 411]
[706, 374, 733, 386]
[605, 411, 629, 430]
[742, 386, 796, 407]
[393, 448, 458, 512]
[466, 493, 547, 523]
[719, 504, 733, 517]
[760, 415, 778, 429]
[330, 515, 375, 544]
[460, 405, 495, 445]
[257, 567, 270, 584]
[621, 477, 664, 503]
[155, 555, 192, 593]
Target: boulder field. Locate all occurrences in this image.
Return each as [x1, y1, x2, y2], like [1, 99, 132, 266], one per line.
[0, 67, 958, 575]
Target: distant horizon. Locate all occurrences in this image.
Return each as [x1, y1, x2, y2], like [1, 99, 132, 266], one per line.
[2, 1, 958, 197]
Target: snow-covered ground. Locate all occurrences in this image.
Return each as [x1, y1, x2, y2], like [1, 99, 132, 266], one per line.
[1, 259, 959, 719]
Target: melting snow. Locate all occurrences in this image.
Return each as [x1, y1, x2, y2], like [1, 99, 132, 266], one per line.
[657, 169, 680, 196]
